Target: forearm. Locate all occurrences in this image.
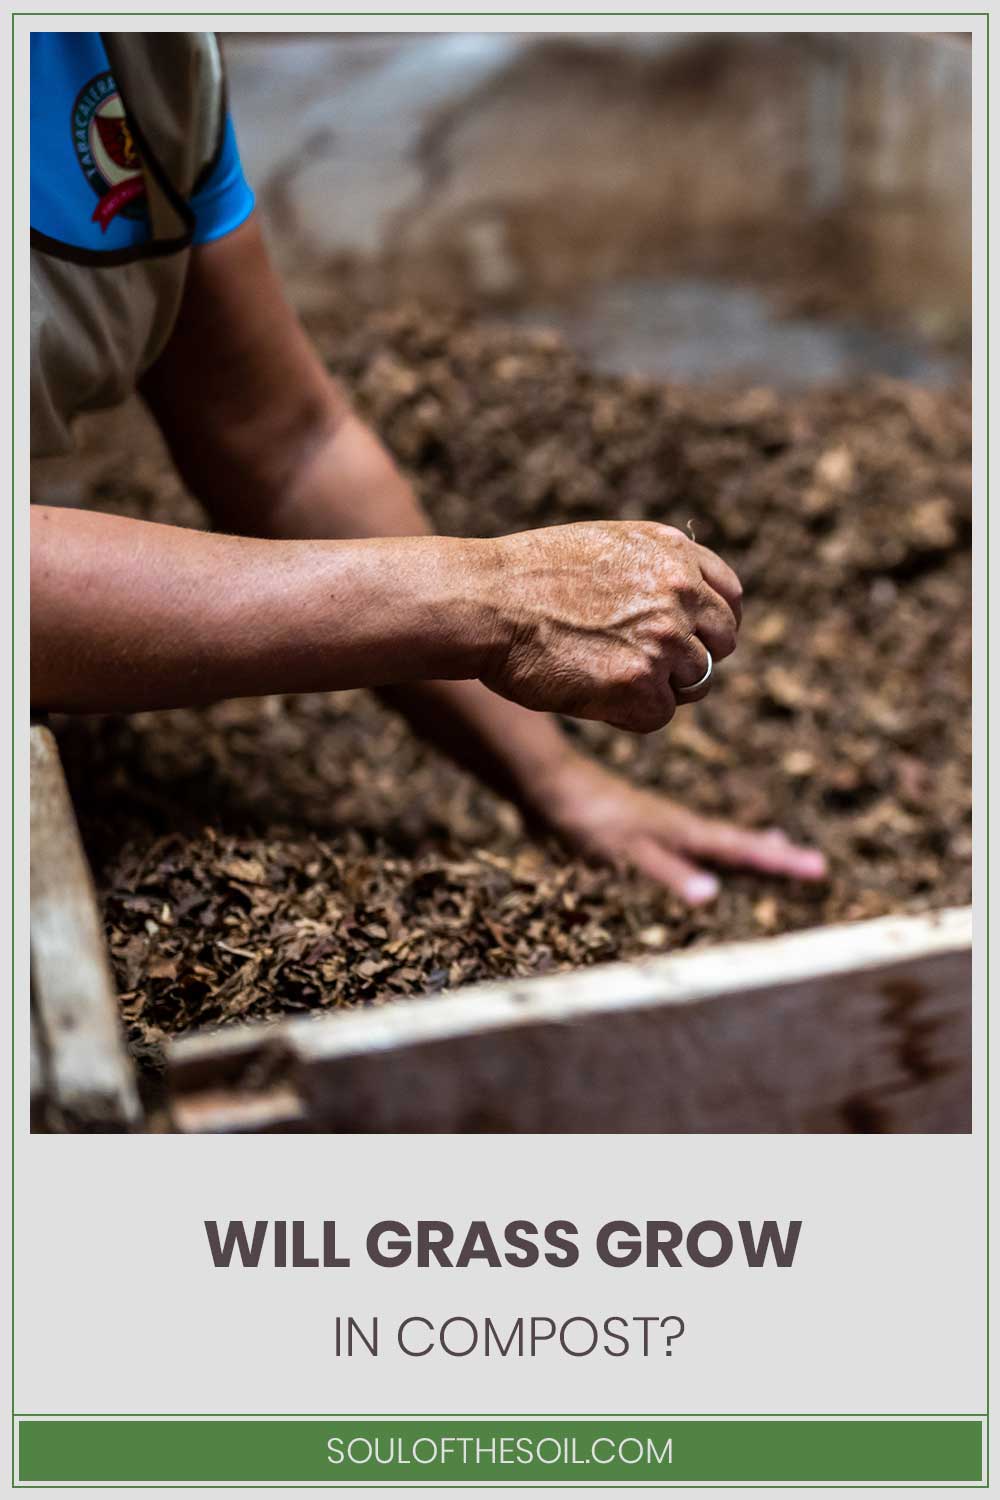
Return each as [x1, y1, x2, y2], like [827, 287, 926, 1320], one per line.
[30, 507, 491, 714]
[378, 678, 580, 812]
[247, 410, 585, 806]
[252, 407, 433, 542]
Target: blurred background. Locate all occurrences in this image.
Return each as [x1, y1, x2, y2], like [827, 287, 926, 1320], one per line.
[224, 30, 970, 387]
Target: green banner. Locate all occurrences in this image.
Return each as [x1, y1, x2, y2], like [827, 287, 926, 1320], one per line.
[17, 1418, 983, 1484]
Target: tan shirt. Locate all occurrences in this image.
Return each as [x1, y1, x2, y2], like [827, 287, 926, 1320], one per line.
[31, 33, 230, 457]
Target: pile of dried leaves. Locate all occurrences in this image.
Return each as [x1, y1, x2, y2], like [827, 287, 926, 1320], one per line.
[53, 297, 971, 1062]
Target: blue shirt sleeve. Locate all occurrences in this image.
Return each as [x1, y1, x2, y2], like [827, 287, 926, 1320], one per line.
[189, 112, 255, 245]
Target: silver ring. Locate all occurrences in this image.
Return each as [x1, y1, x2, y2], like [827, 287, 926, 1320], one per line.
[674, 648, 713, 701]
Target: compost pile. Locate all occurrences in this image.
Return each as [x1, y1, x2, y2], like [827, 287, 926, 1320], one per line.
[53, 297, 972, 1060]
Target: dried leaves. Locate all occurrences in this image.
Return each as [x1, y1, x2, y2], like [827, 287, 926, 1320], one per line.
[55, 296, 971, 1063]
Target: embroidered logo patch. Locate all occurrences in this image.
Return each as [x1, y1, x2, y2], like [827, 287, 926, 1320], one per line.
[71, 71, 146, 231]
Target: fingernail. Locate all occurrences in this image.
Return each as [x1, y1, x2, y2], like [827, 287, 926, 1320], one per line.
[798, 851, 828, 878]
[685, 873, 720, 904]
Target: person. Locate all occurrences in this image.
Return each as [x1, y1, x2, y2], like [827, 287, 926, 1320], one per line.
[31, 32, 826, 906]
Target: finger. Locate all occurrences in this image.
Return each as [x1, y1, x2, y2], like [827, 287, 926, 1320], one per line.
[694, 543, 743, 626]
[668, 639, 716, 702]
[690, 584, 738, 660]
[606, 704, 675, 734]
[630, 836, 720, 904]
[604, 678, 677, 735]
[681, 818, 828, 880]
[669, 634, 711, 688]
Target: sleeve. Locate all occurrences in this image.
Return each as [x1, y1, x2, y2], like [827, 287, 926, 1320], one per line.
[189, 111, 255, 246]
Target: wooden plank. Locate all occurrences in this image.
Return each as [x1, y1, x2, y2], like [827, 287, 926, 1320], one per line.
[167, 906, 971, 1134]
[30, 725, 142, 1131]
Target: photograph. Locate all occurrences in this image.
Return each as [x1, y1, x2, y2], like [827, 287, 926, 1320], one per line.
[29, 28, 972, 1135]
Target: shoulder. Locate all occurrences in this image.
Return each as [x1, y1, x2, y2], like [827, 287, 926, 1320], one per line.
[31, 33, 251, 263]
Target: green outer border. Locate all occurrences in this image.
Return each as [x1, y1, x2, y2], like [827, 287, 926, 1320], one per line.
[13, 8, 988, 1492]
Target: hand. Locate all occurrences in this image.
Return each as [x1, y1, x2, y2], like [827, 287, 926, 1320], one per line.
[531, 754, 827, 905]
[477, 521, 741, 732]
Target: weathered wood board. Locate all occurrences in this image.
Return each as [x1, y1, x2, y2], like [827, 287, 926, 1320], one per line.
[30, 725, 142, 1131]
[167, 906, 972, 1134]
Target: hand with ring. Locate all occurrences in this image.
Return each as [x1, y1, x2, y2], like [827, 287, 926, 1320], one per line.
[478, 520, 740, 734]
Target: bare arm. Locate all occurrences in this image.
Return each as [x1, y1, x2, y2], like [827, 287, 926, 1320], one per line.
[30, 509, 493, 713]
